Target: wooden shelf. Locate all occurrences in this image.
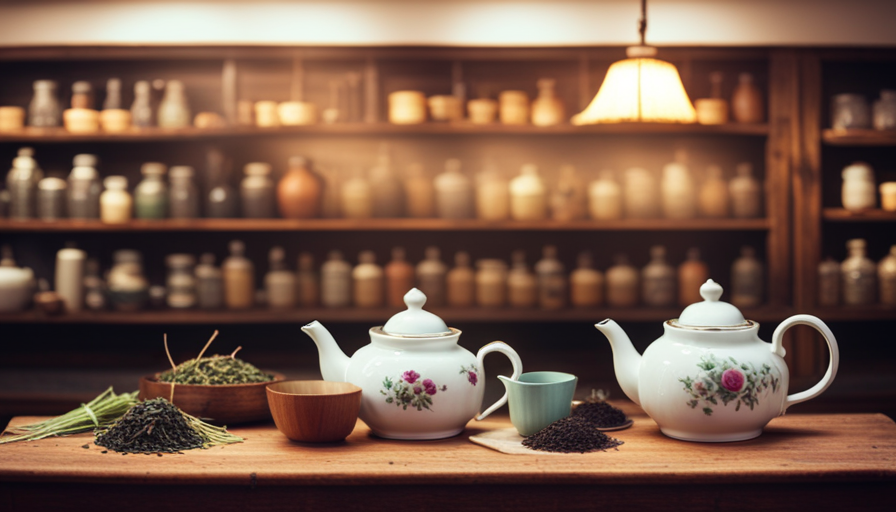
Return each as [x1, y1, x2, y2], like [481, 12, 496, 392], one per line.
[823, 208, 896, 222]
[0, 122, 769, 143]
[0, 306, 790, 325]
[822, 128, 896, 146]
[0, 217, 772, 233]
[809, 305, 896, 322]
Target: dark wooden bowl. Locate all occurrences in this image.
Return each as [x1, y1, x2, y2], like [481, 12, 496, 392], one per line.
[138, 372, 285, 425]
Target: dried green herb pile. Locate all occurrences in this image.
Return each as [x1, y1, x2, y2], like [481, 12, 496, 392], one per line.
[572, 400, 628, 428]
[0, 388, 138, 444]
[94, 398, 242, 454]
[158, 354, 273, 385]
[522, 416, 624, 454]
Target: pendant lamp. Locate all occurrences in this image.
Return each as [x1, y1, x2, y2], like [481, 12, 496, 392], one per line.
[572, 0, 696, 125]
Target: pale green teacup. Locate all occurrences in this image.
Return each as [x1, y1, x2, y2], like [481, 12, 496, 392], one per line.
[498, 371, 578, 437]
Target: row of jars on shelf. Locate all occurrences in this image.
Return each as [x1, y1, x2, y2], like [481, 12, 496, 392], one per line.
[20, 241, 765, 315]
[2, 146, 764, 221]
[818, 239, 896, 306]
[840, 162, 896, 212]
[831, 90, 896, 131]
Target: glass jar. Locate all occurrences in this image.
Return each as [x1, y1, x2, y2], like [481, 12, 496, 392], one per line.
[570, 251, 604, 307]
[37, 177, 67, 221]
[475, 259, 508, 308]
[157, 80, 191, 129]
[510, 164, 547, 221]
[434, 158, 473, 219]
[321, 250, 352, 308]
[107, 249, 149, 312]
[623, 167, 659, 219]
[99, 176, 132, 224]
[641, 245, 676, 307]
[817, 257, 841, 307]
[134, 162, 168, 219]
[588, 170, 622, 220]
[729, 163, 762, 218]
[67, 154, 101, 219]
[841, 239, 876, 305]
[873, 90, 896, 130]
[731, 246, 764, 308]
[535, 245, 566, 310]
[195, 253, 224, 310]
[131, 81, 154, 128]
[28, 80, 61, 127]
[661, 157, 697, 220]
[878, 245, 896, 305]
[169, 165, 200, 219]
[369, 146, 404, 218]
[240, 162, 276, 218]
[265, 246, 296, 309]
[475, 162, 509, 221]
[166, 254, 197, 309]
[7, 147, 42, 220]
[606, 254, 639, 308]
[831, 93, 871, 130]
[841, 162, 876, 211]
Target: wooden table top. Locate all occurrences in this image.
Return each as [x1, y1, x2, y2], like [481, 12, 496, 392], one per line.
[2, 411, 895, 487]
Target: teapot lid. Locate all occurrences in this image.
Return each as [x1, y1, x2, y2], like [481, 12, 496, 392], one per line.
[382, 288, 452, 336]
[673, 279, 750, 329]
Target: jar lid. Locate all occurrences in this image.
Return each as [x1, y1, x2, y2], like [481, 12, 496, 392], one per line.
[38, 177, 67, 191]
[244, 162, 272, 176]
[672, 279, 750, 329]
[141, 162, 167, 176]
[842, 162, 873, 180]
[382, 288, 451, 336]
[166, 253, 196, 269]
[170, 166, 194, 179]
[103, 176, 128, 190]
[73, 154, 98, 167]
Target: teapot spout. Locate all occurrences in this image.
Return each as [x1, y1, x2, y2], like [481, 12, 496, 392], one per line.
[301, 320, 351, 382]
[595, 319, 642, 406]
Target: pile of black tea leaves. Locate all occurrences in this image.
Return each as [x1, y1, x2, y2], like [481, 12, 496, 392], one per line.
[159, 353, 273, 385]
[94, 398, 242, 454]
[522, 416, 623, 454]
[572, 399, 628, 428]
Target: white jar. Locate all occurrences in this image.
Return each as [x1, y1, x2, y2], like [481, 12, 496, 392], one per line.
[841, 162, 876, 212]
[100, 176, 132, 224]
[588, 171, 623, 220]
[509, 164, 547, 221]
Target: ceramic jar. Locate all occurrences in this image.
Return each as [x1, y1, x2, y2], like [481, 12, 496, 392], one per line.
[434, 159, 473, 219]
[509, 164, 547, 221]
[661, 156, 697, 219]
[731, 73, 764, 123]
[624, 167, 660, 219]
[265, 246, 297, 309]
[841, 239, 876, 305]
[731, 246, 764, 309]
[321, 250, 352, 308]
[205, 149, 237, 218]
[67, 154, 101, 219]
[642, 245, 676, 307]
[64, 82, 99, 133]
[729, 163, 762, 218]
[0, 106, 25, 133]
[678, 248, 709, 306]
[606, 254, 639, 308]
[169, 166, 200, 219]
[507, 251, 537, 308]
[107, 250, 149, 312]
[296, 252, 319, 307]
[831, 93, 870, 130]
[241, 162, 276, 218]
[37, 178, 67, 220]
[223, 240, 255, 310]
[467, 98, 498, 124]
[588, 171, 623, 220]
[695, 72, 729, 125]
[101, 78, 131, 132]
[100, 176, 132, 224]
[551, 165, 586, 221]
[699, 165, 730, 218]
[878, 246, 896, 305]
[55, 248, 86, 313]
[499, 91, 529, 125]
[531, 78, 564, 127]
[570, 251, 604, 307]
[417, 246, 447, 307]
[253, 101, 279, 127]
[428, 95, 462, 122]
[475, 163, 510, 221]
[475, 259, 507, 308]
[873, 90, 896, 130]
[6, 147, 42, 219]
[158, 80, 191, 129]
[341, 168, 374, 219]
[369, 148, 405, 218]
[404, 164, 435, 218]
[29, 80, 61, 127]
[388, 91, 426, 124]
[134, 162, 168, 219]
[385, 247, 415, 308]
[841, 162, 876, 211]
[195, 253, 224, 310]
[446, 251, 475, 308]
[353, 251, 384, 308]
[278, 101, 317, 126]
[278, 156, 323, 218]
[130, 81, 154, 128]
[535, 245, 566, 310]
[165, 254, 197, 309]
[818, 257, 841, 307]
[881, 182, 896, 212]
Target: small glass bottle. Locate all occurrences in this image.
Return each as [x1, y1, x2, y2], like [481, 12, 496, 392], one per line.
[417, 246, 448, 307]
[535, 245, 566, 310]
[223, 240, 255, 310]
[729, 163, 762, 218]
[107, 249, 149, 312]
[661, 151, 697, 219]
[165, 254, 197, 309]
[678, 248, 709, 306]
[731, 246, 764, 309]
[168, 165, 200, 219]
[841, 239, 876, 306]
[29, 80, 62, 127]
[831, 93, 870, 130]
[873, 90, 896, 131]
[510, 164, 548, 221]
[476, 259, 508, 308]
[731, 73, 764, 124]
[434, 158, 473, 219]
[67, 154, 101, 219]
[551, 165, 586, 222]
[623, 167, 660, 219]
[475, 161, 510, 221]
[321, 250, 352, 308]
[369, 144, 404, 218]
[7, 147, 42, 219]
[37, 177, 67, 220]
[296, 252, 319, 308]
[353, 251, 384, 308]
[570, 251, 604, 308]
[447, 251, 475, 308]
[134, 162, 168, 219]
[131, 80, 154, 128]
[240, 162, 276, 218]
[100, 176, 132, 224]
[341, 167, 373, 219]
[841, 162, 876, 212]
[404, 163, 434, 218]
[265, 246, 296, 309]
[195, 253, 224, 310]
[698, 165, 730, 218]
[385, 247, 415, 308]
[588, 170, 623, 220]
[642, 246, 676, 307]
[205, 148, 238, 218]
[606, 254, 639, 308]
[507, 250, 537, 308]
[817, 257, 841, 307]
[878, 245, 896, 305]
[530, 78, 564, 127]
[157, 80, 191, 129]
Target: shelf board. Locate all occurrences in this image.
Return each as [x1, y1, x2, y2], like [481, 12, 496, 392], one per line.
[0, 122, 769, 143]
[822, 128, 896, 146]
[822, 208, 896, 222]
[809, 305, 896, 322]
[0, 306, 790, 325]
[0, 217, 772, 233]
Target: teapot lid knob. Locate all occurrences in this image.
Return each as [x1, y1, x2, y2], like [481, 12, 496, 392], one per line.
[382, 288, 452, 336]
[404, 288, 426, 310]
[700, 279, 724, 302]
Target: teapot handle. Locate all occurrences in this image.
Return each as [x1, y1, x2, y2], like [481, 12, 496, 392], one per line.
[771, 314, 840, 412]
[475, 341, 523, 421]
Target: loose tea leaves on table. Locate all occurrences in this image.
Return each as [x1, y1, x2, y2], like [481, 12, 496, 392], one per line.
[572, 400, 628, 428]
[0, 387, 138, 445]
[94, 398, 243, 454]
[522, 416, 623, 454]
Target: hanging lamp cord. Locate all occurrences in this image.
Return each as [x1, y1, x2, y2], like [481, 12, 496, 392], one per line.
[638, 0, 648, 46]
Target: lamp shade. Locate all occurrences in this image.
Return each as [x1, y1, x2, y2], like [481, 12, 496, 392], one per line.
[572, 55, 697, 125]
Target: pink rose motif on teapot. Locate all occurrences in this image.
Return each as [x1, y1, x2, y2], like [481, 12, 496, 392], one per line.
[680, 354, 780, 416]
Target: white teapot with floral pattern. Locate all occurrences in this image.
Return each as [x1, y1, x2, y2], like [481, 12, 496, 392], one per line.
[302, 288, 522, 440]
[597, 279, 839, 442]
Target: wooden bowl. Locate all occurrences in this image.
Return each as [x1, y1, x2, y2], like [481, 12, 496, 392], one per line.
[139, 372, 284, 425]
[266, 380, 362, 443]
